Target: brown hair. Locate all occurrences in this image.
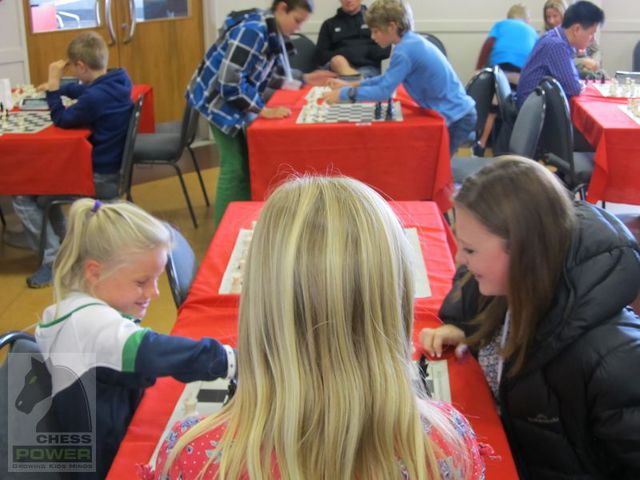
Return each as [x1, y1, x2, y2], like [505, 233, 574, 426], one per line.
[271, 0, 314, 13]
[365, 0, 414, 36]
[455, 156, 575, 375]
[67, 31, 108, 70]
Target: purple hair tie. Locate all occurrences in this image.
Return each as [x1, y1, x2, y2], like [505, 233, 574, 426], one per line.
[90, 200, 103, 214]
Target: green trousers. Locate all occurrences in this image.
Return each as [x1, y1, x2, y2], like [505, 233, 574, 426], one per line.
[210, 125, 251, 226]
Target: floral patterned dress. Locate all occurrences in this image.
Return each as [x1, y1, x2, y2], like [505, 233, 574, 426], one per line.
[139, 401, 485, 480]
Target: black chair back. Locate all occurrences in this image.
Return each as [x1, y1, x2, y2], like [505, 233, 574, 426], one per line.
[119, 95, 144, 199]
[288, 33, 317, 73]
[0, 333, 63, 479]
[494, 65, 517, 123]
[509, 87, 545, 159]
[182, 102, 200, 148]
[465, 68, 495, 140]
[420, 32, 447, 57]
[165, 225, 198, 308]
[634, 40, 640, 72]
[538, 76, 578, 185]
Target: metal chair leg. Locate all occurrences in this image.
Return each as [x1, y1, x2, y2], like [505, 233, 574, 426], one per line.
[0, 205, 6, 228]
[171, 164, 198, 228]
[188, 147, 210, 206]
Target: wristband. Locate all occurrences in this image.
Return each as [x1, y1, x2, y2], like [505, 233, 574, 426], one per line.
[347, 87, 357, 103]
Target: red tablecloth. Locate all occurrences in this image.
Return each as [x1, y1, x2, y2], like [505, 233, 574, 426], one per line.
[247, 87, 453, 212]
[107, 201, 517, 479]
[131, 84, 155, 135]
[572, 84, 640, 205]
[0, 85, 155, 196]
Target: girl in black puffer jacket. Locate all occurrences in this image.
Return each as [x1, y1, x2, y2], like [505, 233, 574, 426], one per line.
[420, 156, 640, 479]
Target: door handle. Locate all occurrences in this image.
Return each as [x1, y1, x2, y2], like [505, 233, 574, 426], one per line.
[123, 0, 136, 44]
[94, 1, 101, 28]
[105, 0, 116, 46]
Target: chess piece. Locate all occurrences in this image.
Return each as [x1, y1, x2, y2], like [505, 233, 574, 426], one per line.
[184, 396, 198, 417]
[385, 98, 394, 121]
[374, 102, 382, 120]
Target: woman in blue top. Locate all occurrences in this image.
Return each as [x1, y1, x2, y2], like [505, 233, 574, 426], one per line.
[323, 0, 476, 157]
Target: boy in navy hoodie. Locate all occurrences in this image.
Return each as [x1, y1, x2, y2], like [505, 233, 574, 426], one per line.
[11, 32, 133, 288]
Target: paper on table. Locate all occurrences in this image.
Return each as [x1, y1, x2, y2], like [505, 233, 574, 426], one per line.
[0, 78, 13, 110]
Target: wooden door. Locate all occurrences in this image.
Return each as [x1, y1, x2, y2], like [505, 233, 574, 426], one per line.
[116, 0, 204, 122]
[23, 0, 119, 84]
[22, 0, 203, 122]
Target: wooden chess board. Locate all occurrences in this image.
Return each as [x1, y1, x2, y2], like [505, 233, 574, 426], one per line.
[0, 111, 52, 134]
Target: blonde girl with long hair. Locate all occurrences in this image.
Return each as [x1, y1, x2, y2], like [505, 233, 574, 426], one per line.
[36, 199, 236, 479]
[149, 176, 484, 479]
[420, 157, 640, 478]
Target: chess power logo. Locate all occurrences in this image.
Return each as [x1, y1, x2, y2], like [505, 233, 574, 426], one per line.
[7, 353, 96, 473]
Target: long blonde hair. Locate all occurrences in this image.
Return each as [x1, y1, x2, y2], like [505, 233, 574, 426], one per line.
[53, 199, 171, 306]
[164, 176, 463, 479]
[455, 157, 575, 375]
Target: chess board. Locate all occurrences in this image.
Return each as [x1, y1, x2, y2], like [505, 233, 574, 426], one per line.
[305, 86, 332, 102]
[297, 101, 404, 124]
[219, 227, 430, 297]
[618, 104, 640, 126]
[0, 111, 52, 134]
[593, 83, 640, 98]
[149, 378, 231, 465]
[150, 358, 450, 465]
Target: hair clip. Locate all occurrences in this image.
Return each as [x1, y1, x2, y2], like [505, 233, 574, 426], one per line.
[90, 200, 103, 214]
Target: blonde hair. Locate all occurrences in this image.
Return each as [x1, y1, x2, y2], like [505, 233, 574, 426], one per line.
[365, 0, 414, 36]
[543, 0, 568, 30]
[53, 199, 171, 306]
[67, 31, 108, 70]
[455, 157, 575, 376]
[164, 176, 467, 479]
[507, 3, 530, 20]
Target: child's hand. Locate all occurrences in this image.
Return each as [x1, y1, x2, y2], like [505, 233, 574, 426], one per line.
[36, 82, 49, 92]
[303, 69, 337, 86]
[327, 78, 350, 90]
[260, 106, 291, 119]
[48, 60, 68, 80]
[419, 325, 467, 358]
[322, 89, 342, 105]
[47, 59, 68, 91]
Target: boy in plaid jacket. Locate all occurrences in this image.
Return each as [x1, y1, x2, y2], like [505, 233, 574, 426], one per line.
[187, 0, 329, 225]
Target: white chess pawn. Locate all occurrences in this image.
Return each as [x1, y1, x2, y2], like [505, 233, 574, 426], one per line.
[184, 396, 198, 417]
[231, 272, 242, 292]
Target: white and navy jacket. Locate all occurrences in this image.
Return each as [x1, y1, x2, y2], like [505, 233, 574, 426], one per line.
[36, 292, 235, 479]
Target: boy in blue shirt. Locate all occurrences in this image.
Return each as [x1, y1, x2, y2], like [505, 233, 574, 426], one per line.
[11, 31, 133, 288]
[323, 0, 476, 157]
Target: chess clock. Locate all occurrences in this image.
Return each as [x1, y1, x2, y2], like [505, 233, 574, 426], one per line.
[19, 97, 50, 111]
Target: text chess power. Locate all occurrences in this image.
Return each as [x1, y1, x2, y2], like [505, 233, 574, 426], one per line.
[1, 112, 52, 134]
[297, 101, 404, 124]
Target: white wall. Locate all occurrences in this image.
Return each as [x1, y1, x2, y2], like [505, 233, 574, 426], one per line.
[1, 1, 637, 87]
[205, 0, 638, 84]
[0, 0, 30, 85]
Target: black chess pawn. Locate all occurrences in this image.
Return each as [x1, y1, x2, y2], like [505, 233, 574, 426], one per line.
[374, 102, 382, 120]
[385, 98, 394, 121]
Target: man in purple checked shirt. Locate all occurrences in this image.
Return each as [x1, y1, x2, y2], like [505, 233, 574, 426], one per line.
[516, 1, 604, 109]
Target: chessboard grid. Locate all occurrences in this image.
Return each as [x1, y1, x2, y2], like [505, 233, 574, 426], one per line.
[0, 111, 52, 134]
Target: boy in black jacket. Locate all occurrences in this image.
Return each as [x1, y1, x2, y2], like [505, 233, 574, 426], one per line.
[11, 32, 133, 288]
[314, 0, 390, 77]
